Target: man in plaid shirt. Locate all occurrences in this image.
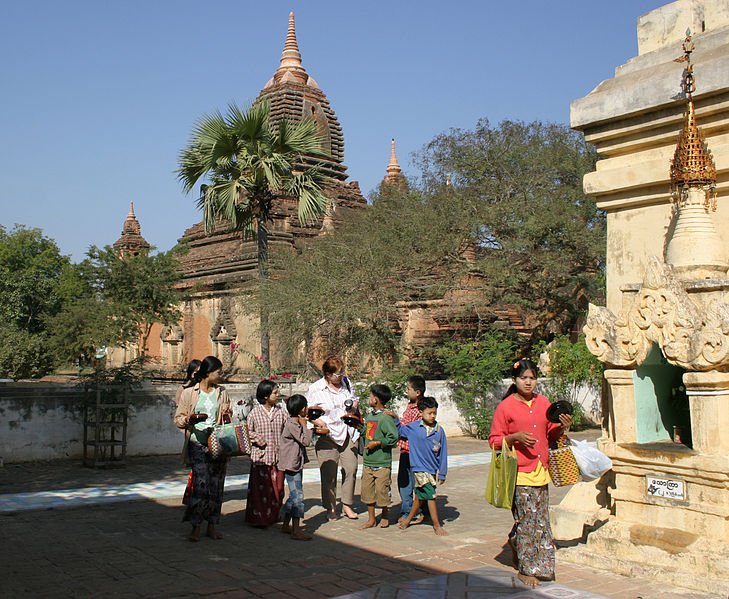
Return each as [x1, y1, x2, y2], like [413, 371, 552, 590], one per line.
[397, 375, 426, 523]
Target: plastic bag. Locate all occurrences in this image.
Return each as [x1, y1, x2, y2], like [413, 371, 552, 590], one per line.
[570, 439, 612, 481]
[485, 439, 518, 509]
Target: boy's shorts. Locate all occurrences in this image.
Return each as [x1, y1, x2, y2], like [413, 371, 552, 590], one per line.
[361, 466, 391, 507]
[414, 482, 437, 501]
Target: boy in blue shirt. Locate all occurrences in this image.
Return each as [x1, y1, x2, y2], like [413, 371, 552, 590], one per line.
[396, 396, 448, 535]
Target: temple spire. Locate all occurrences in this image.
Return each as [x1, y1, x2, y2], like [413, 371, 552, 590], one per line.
[271, 12, 309, 86]
[386, 139, 402, 178]
[114, 201, 150, 257]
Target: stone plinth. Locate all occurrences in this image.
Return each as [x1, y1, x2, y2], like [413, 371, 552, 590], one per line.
[565, 2, 729, 592]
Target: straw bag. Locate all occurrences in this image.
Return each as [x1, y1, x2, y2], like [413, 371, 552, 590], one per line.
[548, 435, 580, 487]
[208, 422, 252, 459]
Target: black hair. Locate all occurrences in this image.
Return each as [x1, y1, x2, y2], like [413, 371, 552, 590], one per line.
[194, 356, 223, 384]
[407, 375, 426, 396]
[256, 379, 279, 404]
[183, 359, 201, 388]
[418, 396, 438, 411]
[502, 358, 539, 399]
[286, 394, 307, 417]
[370, 383, 392, 405]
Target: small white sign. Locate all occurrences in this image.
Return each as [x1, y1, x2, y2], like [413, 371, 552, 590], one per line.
[646, 476, 685, 500]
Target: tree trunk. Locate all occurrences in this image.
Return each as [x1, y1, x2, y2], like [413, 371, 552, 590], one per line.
[257, 216, 271, 376]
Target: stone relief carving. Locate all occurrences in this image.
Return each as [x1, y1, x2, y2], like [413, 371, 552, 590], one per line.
[583, 255, 729, 371]
[160, 324, 183, 343]
[210, 299, 237, 343]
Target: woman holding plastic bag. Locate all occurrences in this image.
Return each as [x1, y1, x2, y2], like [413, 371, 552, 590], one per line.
[488, 359, 572, 589]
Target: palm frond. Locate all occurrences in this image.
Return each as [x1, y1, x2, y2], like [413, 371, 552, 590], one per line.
[278, 118, 329, 158]
[285, 168, 329, 224]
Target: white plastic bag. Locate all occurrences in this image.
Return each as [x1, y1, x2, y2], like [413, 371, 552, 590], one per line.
[569, 439, 612, 481]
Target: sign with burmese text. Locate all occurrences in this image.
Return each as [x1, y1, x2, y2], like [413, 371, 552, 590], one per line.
[646, 476, 685, 500]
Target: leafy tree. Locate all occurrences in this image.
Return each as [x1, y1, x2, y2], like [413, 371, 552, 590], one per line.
[264, 184, 478, 365]
[177, 101, 330, 374]
[417, 119, 604, 341]
[0, 225, 69, 333]
[435, 331, 518, 438]
[265, 119, 602, 370]
[535, 335, 604, 428]
[48, 246, 183, 367]
[0, 225, 70, 378]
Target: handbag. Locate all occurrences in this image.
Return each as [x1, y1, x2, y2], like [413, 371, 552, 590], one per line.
[485, 439, 518, 509]
[548, 434, 580, 486]
[208, 422, 252, 459]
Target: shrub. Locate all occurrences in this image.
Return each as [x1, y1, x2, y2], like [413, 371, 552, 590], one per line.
[436, 333, 516, 439]
[536, 335, 603, 429]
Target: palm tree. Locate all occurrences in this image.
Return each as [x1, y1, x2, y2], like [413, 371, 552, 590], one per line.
[177, 100, 330, 374]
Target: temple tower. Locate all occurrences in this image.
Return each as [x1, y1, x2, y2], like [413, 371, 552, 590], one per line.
[173, 13, 366, 375]
[113, 202, 150, 257]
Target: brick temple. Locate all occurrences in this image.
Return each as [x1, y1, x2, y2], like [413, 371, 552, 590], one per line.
[109, 13, 527, 378]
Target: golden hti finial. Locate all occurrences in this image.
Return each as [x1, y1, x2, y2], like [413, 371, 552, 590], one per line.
[670, 30, 717, 211]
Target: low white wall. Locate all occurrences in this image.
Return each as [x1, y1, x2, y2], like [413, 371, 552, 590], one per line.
[0, 378, 599, 463]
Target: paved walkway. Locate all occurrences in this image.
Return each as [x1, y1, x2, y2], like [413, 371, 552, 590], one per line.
[0, 436, 714, 599]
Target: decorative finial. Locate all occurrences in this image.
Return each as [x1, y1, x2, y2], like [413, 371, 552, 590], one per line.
[386, 138, 401, 176]
[670, 31, 716, 208]
[272, 12, 308, 85]
[128, 201, 136, 218]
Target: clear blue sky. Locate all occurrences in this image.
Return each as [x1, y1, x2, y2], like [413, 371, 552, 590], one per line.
[0, 0, 668, 261]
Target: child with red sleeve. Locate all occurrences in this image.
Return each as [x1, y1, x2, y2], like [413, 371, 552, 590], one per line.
[396, 375, 426, 523]
[488, 359, 572, 589]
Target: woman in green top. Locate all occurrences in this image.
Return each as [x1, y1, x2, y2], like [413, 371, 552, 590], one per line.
[174, 356, 232, 542]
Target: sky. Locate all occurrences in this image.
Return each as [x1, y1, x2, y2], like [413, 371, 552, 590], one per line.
[0, 0, 669, 261]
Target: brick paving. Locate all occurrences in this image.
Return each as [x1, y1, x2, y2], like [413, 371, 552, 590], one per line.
[0, 436, 714, 599]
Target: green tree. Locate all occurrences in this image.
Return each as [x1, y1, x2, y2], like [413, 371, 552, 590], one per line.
[177, 101, 330, 374]
[417, 119, 604, 341]
[265, 119, 602, 370]
[264, 185, 477, 365]
[535, 335, 604, 428]
[436, 331, 518, 438]
[0, 225, 70, 378]
[48, 246, 183, 367]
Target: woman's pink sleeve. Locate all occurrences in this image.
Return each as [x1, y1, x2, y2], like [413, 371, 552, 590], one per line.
[488, 403, 508, 449]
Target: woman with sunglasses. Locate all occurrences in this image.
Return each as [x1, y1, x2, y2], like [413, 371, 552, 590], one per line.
[306, 355, 361, 520]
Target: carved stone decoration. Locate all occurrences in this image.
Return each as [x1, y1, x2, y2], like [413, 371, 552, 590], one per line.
[160, 324, 183, 343]
[210, 299, 237, 343]
[583, 255, 729, 371]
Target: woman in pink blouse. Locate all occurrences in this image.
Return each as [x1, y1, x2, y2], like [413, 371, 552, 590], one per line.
[488, 359, 572, 589]
[245, 379, 287, 527]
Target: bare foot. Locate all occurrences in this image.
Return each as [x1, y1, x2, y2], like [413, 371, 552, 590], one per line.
[206, 526, 223, 540]
[517, 573, 540, 588]
[379, 519, 390, 528]
[359, 519, 376, 530]
[291, 531, 312, 541]
[412, 514, 425, 525]
[326, 511, 339, 521]
[343, 506, 359, 520]
[398, 520, 411, 530]
[188, 526, 201, 542]
[281, 524, 292, 534]
[434, 527, 448, 536]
